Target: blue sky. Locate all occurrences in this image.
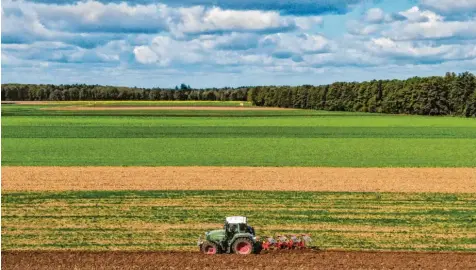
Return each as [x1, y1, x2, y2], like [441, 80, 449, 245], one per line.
[2, 0, 476, 88]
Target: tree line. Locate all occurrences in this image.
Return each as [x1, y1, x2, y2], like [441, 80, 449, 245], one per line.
[1, 84, 249, 103]
[250, 72, 476, 117]
[2, 71, 475, 117]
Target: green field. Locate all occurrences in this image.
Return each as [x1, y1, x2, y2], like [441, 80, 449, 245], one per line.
[2, 102, 476, 167]
[2, 190, 475, 251]
[2, 101, 476, 253]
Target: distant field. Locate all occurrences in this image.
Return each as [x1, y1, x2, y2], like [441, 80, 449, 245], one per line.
[2, 102, 476, 167]
[2, 190, 475, 251]
[1, 104, 346, 117]
[3, 137, 476, 166]
[4, 167, 476, 193]
[4, 100, 254, 107]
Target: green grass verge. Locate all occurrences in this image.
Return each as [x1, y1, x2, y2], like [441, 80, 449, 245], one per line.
[2, 191, 475, 251]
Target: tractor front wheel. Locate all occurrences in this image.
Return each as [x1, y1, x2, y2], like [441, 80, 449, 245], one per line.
[201, 241, 220, 255]
[232, 238, 254, 255]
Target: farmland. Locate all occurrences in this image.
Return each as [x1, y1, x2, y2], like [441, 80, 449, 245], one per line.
[3, 167, 476, 193]
[3, 191, 476, 251]
[2, 101, 476, 269]
[2, 102, 476, 167]
[3, 250, 476, 270]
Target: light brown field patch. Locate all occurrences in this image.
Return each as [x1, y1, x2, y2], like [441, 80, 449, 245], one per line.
[2, 167, 475, 193]
[42, 106, 291, 111]
[2, 101, 52, 105]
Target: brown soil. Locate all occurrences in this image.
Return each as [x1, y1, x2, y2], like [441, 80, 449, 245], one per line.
[43, 106, 290, 111]
[1, 101, 50, 105]
[2, 250, 475, 270]
[2, 167, 475, 193]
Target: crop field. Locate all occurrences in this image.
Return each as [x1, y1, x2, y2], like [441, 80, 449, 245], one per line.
[2, 101, 476, 269]
[3, 191, 476, 251]
[3, 102, 476, 167]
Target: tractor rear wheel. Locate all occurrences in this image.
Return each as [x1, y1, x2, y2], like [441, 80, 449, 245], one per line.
[232, 238, 254, 255]
[201, 241, 220, 255]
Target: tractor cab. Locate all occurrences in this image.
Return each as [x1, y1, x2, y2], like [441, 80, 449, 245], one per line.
[224, 216, 255, 236]
[198, 216, 261, 255]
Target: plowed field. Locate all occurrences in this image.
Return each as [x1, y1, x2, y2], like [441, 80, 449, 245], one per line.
[3, 166, 476, 193]
[2, 250, 476, 270]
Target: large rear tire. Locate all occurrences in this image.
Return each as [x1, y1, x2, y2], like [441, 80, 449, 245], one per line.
[201, 241, 220, 255]
[232, 238, 254, 255]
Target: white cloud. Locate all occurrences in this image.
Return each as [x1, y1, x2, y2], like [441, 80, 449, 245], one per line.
[390, 20, 476, 40]
[199, 33, 259, 50]
[369, 38, 450, 58]
[362, 7, 407, 25]
[2, 0, 170, 34]
[2, 0, 309, 40]
[399, 6, 443, 23]
[348, 22, 381, 35]
[343, 5, 476, 66]
[2, 40, 123, 64]
[384, 7, 476, 41]
[169, 6, 300, 37]
[133, 32, 330, 67]
[259, 33, 330, 54]
[350, 6, 476, 42]
[420, 0, 476, 15]
[365, 8, 385, 23]
[294, 16, 323, 30]
[133, 36, 208, 66]
[133, 46, 159, 64]
[367, 37, 476, 63]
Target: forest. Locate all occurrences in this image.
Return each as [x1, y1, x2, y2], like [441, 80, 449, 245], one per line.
[2, 72, 475, 116]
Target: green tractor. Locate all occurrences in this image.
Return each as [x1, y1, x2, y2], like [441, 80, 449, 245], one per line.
[197, 216, 262, 255]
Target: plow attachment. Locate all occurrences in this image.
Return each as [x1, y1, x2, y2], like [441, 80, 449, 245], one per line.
[260, 234, 313, 252]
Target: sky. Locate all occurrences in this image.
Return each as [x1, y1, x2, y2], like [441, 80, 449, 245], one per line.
[1, 0, 476, 88]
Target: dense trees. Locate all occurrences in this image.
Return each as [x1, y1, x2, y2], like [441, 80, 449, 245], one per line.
[2, 72, 476, 117]
[1, 84, 250, 103]
[248, 72, 476, 117]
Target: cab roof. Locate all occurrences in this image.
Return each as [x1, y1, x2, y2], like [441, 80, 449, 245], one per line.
[225, 216, 247, 224]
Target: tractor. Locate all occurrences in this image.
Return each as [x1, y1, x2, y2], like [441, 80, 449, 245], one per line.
[197, 216, 262, 255]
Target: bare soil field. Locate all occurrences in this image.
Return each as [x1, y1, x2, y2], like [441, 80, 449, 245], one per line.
[2, 250, 475, 270]
[3, 166, 475, 193]
[42, 106, 290, 111]
[1, 101, 50, 105]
